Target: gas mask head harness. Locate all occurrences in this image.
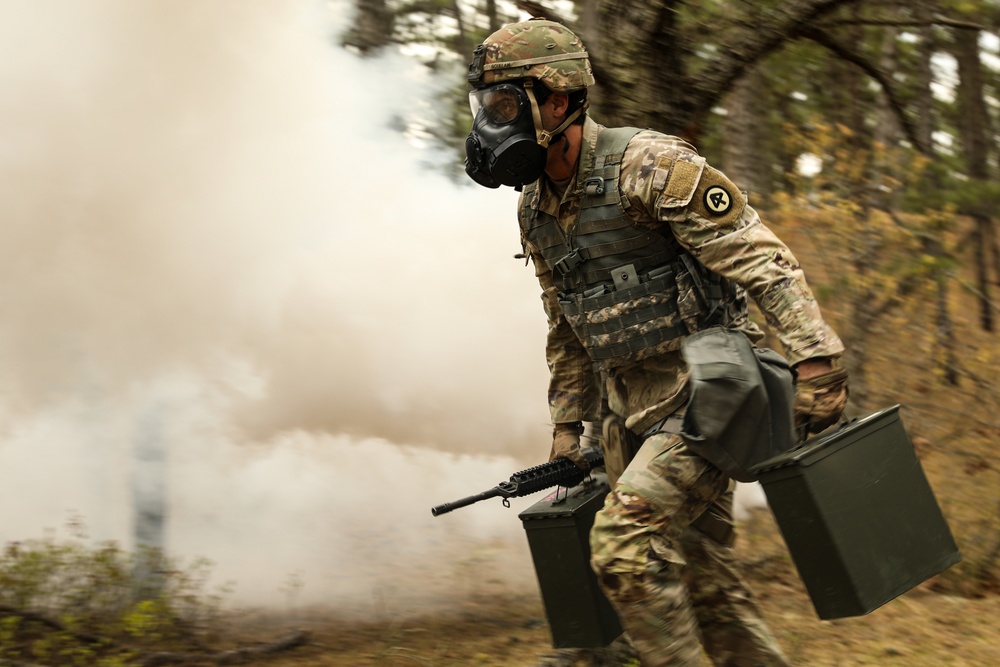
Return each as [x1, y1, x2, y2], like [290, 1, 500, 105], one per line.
[464, 20, 594, 189]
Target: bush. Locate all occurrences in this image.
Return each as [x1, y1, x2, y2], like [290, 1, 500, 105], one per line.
[0, 523, 229, 666]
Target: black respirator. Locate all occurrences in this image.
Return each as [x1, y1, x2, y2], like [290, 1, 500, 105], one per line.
[464, 83, 546, 189]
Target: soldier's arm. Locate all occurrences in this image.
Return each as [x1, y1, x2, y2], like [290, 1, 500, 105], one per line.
[529, 252, 603, 424]
[622, 140, 843, 366]
[669, 165, 843, 365]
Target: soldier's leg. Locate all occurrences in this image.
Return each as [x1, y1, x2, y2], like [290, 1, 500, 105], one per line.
[680, 491, 791, 667]
[532, 635, 639, 667]
[589, 432, 728, 667]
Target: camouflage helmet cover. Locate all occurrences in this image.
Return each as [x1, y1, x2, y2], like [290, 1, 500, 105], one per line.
[468, 19, 595, 92]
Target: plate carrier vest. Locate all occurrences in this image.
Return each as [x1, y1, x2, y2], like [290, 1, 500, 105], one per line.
[519, 126, 737, 373]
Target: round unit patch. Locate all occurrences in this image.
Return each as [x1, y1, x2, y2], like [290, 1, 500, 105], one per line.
[703, 185, 733, 216]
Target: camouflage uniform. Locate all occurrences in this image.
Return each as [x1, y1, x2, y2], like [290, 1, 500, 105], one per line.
[519, 117, 845, 666]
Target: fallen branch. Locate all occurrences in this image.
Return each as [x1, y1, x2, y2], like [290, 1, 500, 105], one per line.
[139, 631, 310, 666]
[0, 605, 106, 645]
[0, 605, 309, 666]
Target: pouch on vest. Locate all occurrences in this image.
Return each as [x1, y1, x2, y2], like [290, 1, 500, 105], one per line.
[601, 413, 641, 488]
[680, 326, 795, 482]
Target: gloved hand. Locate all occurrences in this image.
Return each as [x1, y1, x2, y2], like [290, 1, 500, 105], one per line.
[548, 421, 590, 470]
[794, 357, 849, 437]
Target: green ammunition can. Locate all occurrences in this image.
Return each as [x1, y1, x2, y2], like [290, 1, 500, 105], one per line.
[751, 405, 961, 619]
[519, 474, 623, 648]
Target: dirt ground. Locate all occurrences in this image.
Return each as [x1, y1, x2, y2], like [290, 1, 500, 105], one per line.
[222, 505, 999, 667]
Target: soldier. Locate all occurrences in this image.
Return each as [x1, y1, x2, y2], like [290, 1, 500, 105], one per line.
[464, 18, 848, 667]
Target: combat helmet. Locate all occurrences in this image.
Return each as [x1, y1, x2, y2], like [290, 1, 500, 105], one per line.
[464, 19, 594, 189]
[467, 19, 595, 92]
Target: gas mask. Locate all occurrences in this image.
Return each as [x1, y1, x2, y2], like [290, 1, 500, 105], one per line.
[464, 82, 546, 189]
[465, 78, 586, 189]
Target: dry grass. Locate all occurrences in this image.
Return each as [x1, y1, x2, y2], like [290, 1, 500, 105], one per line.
[216, 506, 1000, 666]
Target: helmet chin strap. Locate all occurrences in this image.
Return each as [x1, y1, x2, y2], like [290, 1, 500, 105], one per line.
[523, 79, 587, 149]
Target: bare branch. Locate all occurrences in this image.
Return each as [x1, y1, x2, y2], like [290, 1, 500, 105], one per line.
[139, 631, 310, 667]
[0, 605, 308, 667]
[818, 15, 986, 31]
[685, 0, 866, 119]
[949, 271, 1000, 314]
[802, 27, 928, 154]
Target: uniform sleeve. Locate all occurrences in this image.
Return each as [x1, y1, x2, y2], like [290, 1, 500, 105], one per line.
[627, 147, 844, 365]
[529, 252, 602, 424]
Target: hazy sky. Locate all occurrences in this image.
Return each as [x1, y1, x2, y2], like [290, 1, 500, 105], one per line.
[0, 0, 555, 611]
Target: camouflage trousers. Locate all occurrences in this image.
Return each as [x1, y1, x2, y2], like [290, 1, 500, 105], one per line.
[590, 432, 790, 667]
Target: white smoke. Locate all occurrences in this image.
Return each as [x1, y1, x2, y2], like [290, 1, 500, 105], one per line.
[0, 0, 765, 614]
[0, 0, 551, 613]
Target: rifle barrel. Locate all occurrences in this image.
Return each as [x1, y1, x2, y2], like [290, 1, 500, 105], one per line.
[431, 488, 501, 516]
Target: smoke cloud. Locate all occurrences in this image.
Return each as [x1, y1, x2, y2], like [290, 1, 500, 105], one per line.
[0, 0, 765, 614]
[0, 0, 552, 612]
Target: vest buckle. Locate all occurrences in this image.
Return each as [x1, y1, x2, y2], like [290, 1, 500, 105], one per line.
[553, 249, 583, 276]
[583, 177, 605, 196]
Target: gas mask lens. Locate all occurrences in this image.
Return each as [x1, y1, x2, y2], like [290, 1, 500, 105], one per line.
[469, 84, 527, 124]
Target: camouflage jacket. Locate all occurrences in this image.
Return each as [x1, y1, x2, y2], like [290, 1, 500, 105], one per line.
[517, 117, 845, 435]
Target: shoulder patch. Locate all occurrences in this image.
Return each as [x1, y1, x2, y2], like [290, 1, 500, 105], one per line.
[703, 185, 733, 216]
[688, 165, 747, 226]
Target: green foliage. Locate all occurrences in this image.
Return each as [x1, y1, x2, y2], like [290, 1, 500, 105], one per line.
[0, 525, 229, 665]
[771, 117, 954, 297]
[120, 599, 168, 641]
[949, 178, 1000, 217]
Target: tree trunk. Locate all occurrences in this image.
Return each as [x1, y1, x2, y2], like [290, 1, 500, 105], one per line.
[343, 0, 393, 55]
[541, 0, 870, 140]
[916, 1, 959, 385]
[848, 215, 878, 410]
[844, 11, 868, 152]
[575, 0, 603, 111]
[953, 27, 995, 332]
[486, 0, 500, 33]
[594, 0, 689, 136]
[916, 0, 958, 386]
[591, 0, 863, 139]
[722, 65, 771, 204]
[872, 23, 899, 210]
[840, 12, 875, 409]
[451, 0, 469, 62]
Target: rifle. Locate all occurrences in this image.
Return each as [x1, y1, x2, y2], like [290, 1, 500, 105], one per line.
[431, 448, 605, 516]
